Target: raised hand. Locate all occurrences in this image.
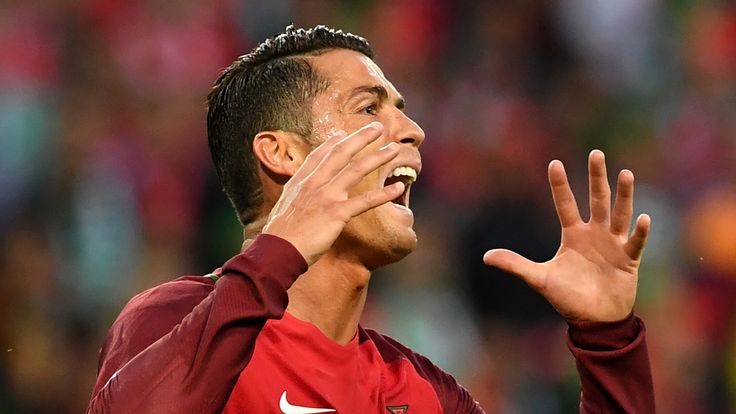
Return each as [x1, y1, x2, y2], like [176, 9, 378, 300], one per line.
[262, 122, 404, 266]
[483, 150, 651, 322]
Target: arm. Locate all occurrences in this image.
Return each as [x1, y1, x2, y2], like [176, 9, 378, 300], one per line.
[568, 314, 654, 413]
[87, 234, 307, 413]
[88, 122, 403, 413]
[483, 150, 654, 413]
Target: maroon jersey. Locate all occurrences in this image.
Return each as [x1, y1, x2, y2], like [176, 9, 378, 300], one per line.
[87, 234, 655, 413]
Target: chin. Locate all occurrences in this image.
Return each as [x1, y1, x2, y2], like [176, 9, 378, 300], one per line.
[363, 241, 416, 270]
[335, 227, 417, 270]
[375, 235, 417, 267]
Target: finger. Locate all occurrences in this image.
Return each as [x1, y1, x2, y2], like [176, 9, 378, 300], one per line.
[338, 181, 405, 218]
[330, 142, 400, 189]
[624, 214, 651, 260]
[610, 169, 634, 236]
[294, 129, 347, 180]
[588, 149, 611, 223]
[483, 249, 546, 291]
[311, 122, 384, 181]
[548, 160, 582, 228]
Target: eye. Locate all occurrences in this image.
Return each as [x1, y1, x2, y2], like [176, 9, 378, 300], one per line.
[361, 103, 378, 116]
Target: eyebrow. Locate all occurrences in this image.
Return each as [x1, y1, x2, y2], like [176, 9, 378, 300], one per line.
[349, 85, 406, 110]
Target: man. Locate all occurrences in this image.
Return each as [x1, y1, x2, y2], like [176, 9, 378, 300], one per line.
[88, 25, 654, 413]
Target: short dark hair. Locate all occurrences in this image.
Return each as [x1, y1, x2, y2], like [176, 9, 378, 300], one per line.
[207, 25, 373, 225]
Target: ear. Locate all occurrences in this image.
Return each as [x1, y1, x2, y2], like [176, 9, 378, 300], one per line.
[252, 130, 309, 178]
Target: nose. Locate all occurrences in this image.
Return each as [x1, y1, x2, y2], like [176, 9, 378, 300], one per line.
[391, 108, 425, 148]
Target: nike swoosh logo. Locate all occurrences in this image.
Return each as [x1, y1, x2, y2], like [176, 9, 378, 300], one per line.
[280, 391, 336, 414]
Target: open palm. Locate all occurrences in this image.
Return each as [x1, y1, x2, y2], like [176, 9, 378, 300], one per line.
[483, 150, 650, 322]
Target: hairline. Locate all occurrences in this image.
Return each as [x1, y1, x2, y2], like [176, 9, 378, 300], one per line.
[206, 26, 376, 226]
[300, 52, 408, 118]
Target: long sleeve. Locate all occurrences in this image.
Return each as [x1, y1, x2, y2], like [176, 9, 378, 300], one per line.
[567, 313, 655, 413]
[87, 234, 307, 414]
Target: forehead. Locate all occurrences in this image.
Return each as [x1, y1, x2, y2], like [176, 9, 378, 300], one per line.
[308, 49, 400, 99]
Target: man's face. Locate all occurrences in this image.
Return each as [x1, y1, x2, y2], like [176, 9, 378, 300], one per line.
[306, 49, 425, 269]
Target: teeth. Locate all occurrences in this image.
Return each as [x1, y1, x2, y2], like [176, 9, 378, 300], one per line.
[388, 166, 417, 183]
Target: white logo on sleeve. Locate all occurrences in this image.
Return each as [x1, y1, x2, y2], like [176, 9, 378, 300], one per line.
[279, 391, 336, 414]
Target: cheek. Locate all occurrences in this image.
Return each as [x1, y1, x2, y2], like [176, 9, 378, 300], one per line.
[347, 169, 382, 198]
[311, 90, 349, 140]
[312, 111, 346, 143]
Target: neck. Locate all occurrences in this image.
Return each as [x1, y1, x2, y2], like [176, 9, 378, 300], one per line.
[286, 250, 371, 345]
[243, 216, 267, 242]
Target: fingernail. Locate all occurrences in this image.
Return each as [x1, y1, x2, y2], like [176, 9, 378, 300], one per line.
[366, 121, 383, 130]
[380, 142, 398, 151]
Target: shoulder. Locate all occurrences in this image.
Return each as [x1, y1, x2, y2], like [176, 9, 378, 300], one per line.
[360, 327, 484, 414]
[125, 275, 216, 314]
[97, 276, 215, 375]
[360, 327, 424, 364]
[111, 275, 215, 343]
[359, 327, 453, 381]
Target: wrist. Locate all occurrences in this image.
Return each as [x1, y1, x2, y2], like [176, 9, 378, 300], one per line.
[567, 312, 640, 351]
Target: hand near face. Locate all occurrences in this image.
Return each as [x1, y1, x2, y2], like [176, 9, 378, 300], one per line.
[483, 150, 651, 322]
[262, 122, 404, 266]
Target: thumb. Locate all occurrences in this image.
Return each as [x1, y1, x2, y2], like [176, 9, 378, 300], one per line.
[483, 249, 545, 291]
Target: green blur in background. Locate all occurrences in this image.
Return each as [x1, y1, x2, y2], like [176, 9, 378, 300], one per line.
[1, 0, 735, 413]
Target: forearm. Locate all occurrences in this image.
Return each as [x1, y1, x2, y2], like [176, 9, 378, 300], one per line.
[567, 313, 655, 413]
[87, 234, 307, 414]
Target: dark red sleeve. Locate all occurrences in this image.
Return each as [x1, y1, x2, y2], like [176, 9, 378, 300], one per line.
[87, 234, 307, 414]
[567, 313, 655, 413]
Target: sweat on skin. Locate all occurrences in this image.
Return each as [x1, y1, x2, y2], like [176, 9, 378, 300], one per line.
[88, 37, 655, 414]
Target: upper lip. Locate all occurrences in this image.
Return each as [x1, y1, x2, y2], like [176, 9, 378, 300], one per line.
[380, 152, 422, 187]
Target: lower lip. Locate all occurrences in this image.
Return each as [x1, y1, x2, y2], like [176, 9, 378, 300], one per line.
[388, 202, 414, 222]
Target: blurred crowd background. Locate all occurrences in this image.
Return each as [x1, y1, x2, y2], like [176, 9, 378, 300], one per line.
[1, 0, 736, 412]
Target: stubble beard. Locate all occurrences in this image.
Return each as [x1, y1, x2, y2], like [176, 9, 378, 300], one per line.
[333, 206, 417, 271]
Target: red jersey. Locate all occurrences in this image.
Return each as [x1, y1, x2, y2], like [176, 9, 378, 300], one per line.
[225, 312, 470, 413]
[87, 234, 655, 413]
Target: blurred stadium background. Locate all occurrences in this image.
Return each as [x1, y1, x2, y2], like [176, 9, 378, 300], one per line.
[1, 0, 736, 412]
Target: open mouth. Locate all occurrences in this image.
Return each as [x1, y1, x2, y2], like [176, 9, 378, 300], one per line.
[384, 166, 417, 207]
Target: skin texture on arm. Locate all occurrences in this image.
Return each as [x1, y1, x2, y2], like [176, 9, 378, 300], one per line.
[483, 150, 655, 412]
